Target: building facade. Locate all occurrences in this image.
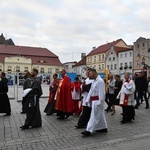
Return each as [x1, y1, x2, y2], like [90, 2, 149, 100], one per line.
[133, 37, 150, 74]
[86, 39, 130, 74]
[0, 45, 62, 74]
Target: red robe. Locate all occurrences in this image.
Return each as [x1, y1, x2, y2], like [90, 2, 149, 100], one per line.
[48, 79, 60, 103]
[55, 75, 73, 113]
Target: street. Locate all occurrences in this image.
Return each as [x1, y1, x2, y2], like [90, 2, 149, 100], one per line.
[0, 98, 150, 150]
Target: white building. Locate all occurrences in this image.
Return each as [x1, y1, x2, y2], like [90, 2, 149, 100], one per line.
[63, 61, 77, 73]
[106, 46, 119, 75]
[73, 56, 87, 79]
[118, 48, 133, 79]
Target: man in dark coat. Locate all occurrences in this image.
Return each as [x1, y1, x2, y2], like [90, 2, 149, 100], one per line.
[21, 71, 31, 113]
[135, 72, 149, 109]
[20, 68, 43, 129]
[0, 72, 11, 116]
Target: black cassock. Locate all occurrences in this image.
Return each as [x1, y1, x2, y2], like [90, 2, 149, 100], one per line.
[0, 78, 11, 114]
[24, 77, 43, 128]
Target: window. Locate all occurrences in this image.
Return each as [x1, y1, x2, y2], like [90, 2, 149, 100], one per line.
[109, 58, 111, 61]
[94, 65, 96, 69]
[143, 43, 145, 47]
[24, 67, 28, 71]
[111, 52, 113, 54]
[90, 57, 92, 62]
[120, 63, 123, 67]
[102, 64, 104, 70]
[125, 53, 127, 58]
[99, 65, 101, 70]
[113, 57, 115, 61]
[8, 66, 12, 70]
[102, 54, 105, 60]
[55, 69, 59, 73]
[40, 68, 44, 73]
[129, 62, 132, 66]
[87, 58, 89, 63]
[94, 56, 96, 62]
[111, 65, 113, 70]
[48, 68, 52, 73]
[107, 65, 109, 69]
[120, 54, 123, 58]
[99, 55, 101, 61]
[114, 64, 117, 69]
[129, 52, 132, 57]
[137, 50, 140, 56]
[137, 61, 140, 66]
[16, 66, 20, 72]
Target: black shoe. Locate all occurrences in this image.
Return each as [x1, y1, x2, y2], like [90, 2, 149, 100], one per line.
[96, 128, 108, 133]
[65, 114, 70, 119]
[4, 113, 11, 116]
[20, 112, 26, 114]
[81, 131, 91, 136]
[57, 116, 65, 120]
[20, 125, 29, 129]
[134, 106, 138, 109]
[75, 125, 85, 129]
[32, 125, 41, 128]
[120, 120, 126, 124]
[145, 106, 149, 109]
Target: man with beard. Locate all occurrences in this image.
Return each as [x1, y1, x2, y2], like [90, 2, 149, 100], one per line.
[81, 69, 107, 136]
[21, 71, 31, 114]
[0, 72, 11, 116]
[20, 68, 43, 129]
[55, 69, 73, 119]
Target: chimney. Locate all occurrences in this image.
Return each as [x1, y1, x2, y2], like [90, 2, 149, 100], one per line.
[92, 46, 96, 50]
[81, 53, 86, 60]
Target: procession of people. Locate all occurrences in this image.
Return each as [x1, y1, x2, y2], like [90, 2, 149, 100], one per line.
[0, 68, 150, 137]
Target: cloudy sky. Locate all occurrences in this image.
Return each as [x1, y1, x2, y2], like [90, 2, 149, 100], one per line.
[1, 0, 150, 63]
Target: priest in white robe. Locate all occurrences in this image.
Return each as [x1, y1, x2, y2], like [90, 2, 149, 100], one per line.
[81, 69, 108, 136]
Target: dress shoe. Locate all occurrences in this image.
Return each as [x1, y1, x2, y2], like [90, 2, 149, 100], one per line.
[20, 112, 26, 114]
[75, 125, 85, 129]
[120, 120, 126, 124]
[57, 116, 65, 120]
[111, 111, 116, 115]
[145, 106, 149, 109]
[4, 113, 11, 116]
[32, 125, 41, 128]
[20, 125, 29, 129]
[96, 128, 108, 133]
[134, 106, 138, 109]
[81, 131, 91, 136]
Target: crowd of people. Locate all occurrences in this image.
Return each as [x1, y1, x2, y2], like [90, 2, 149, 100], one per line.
[0, 68, 150, 137]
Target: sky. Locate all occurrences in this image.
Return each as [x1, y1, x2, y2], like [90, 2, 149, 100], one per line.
[1, 0, 150, 63]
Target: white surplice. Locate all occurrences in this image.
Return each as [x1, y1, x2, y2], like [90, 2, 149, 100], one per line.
[81, 78, 94, 107]
[85, 75, 107, 133]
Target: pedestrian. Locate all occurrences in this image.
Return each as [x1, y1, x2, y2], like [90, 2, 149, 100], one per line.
[114, 74, 123, 106]
[75, 68, 93, 129]
[21, 71, 31, 114]
[147, 77, 150, 99]
[71, 77, 81, 115]
[116, 72, 135, 124]
[55, 69, 73, 119]
[135, 72, 148, 109]
[81, 69, 107, 136]
[20, 68, 43, 129]
[108, 74, 116, 115]
[44, 74, 60, 115]
[0, 72, 11, 116]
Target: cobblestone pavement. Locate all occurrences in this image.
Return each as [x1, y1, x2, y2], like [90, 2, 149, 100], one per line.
[0, 98, 150, 150]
